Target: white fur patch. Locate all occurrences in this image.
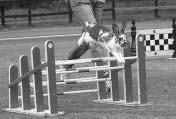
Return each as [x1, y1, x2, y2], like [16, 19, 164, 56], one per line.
[100, 32, 110, 38]
[99, 30, 103, 36]
[78, 22, 127, 63]
[78, 32, 94, 46]
[85, 22, 95, 28]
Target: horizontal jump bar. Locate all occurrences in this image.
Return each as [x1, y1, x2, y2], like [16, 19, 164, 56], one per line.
[42, 65, 124, 74]
[54, 56, 138, 65]
[20, 77, 109, 87]
[56, 78, 108, 85]
[18, 89, 98, 98]
[57, 89, 98, 95]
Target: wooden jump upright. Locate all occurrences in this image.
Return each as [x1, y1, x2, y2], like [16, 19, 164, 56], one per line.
[5, 41, 64, 116]
[94, 33, 149, 106]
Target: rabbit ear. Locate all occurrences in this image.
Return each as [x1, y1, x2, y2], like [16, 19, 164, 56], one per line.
[112, 23, 120, 35]
[120, 21, 127, 34]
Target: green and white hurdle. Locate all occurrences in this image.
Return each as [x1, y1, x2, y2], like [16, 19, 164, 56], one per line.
[4, 34, 148, 116]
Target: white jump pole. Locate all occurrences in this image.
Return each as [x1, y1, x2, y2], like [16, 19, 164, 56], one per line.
[55, 56, 138, 65]
[136, 34, 147, 104]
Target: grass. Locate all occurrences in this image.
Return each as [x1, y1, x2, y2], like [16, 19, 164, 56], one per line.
[1, 1, 176, 118]
[1, 34, 176, 118]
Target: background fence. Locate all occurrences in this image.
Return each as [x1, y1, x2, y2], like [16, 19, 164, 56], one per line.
[0, 0, 176, 26]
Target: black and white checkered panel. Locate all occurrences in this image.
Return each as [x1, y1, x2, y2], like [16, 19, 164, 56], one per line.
[144, 33, 173, 52]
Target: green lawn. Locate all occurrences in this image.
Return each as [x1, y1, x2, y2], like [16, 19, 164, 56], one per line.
[0, 35, 176, 119]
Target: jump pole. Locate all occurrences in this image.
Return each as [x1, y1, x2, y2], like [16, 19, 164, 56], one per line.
[136, 34, 147, 104]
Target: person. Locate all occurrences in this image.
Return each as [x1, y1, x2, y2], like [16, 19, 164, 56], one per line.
[62, 0, 106, 70]
[61, 0, 111, 89]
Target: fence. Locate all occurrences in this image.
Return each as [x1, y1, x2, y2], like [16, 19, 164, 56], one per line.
[0, 0, 115, 26]
[1, 0, 176, 26]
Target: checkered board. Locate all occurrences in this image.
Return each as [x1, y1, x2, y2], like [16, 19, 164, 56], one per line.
[137, 28, 174, 57]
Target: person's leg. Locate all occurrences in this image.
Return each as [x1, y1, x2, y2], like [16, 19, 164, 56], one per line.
[60, 1, 97, 80]
[92, 1, 105, 23]
[71, 2, 97, 25]
[64, 43, 90, 69]
[63, 1, 97, 69]
[68, 1, 106, 62]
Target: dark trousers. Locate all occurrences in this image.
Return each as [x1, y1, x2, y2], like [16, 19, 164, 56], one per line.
[64, 44, 90, 69]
